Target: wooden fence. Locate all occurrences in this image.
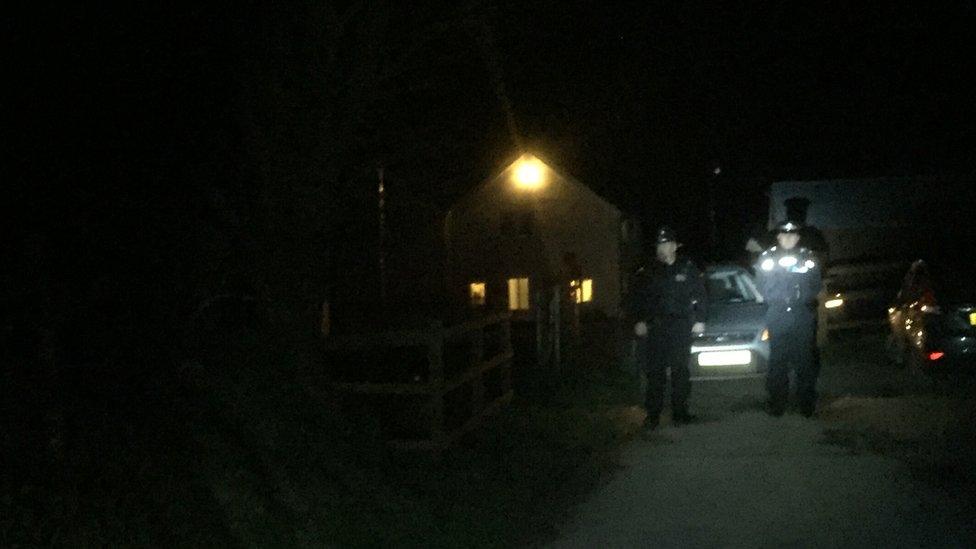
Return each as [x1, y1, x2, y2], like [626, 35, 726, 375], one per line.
[324, 312, 513, 452]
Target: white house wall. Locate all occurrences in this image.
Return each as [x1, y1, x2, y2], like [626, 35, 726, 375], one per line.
[446, 160, 625, 317]
[534, 172, 622, 317]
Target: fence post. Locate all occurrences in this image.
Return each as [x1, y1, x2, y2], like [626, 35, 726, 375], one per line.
[500, 315, 513, 395]
[427, 320, 445, 447]
[550, 286, 561, 373]
[471, 318, 485, 415]
[535, 290, 544, 367]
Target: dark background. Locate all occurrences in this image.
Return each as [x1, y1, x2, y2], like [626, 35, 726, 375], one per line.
[5, 1, 976, 363]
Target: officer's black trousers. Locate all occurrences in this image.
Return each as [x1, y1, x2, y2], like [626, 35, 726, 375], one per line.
[766, 323, 819, 408]
[643, 323, 692, 418]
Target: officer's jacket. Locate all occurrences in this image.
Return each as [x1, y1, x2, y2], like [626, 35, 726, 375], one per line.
[754, 246, 822, 321]
[626, 257, 707, 324]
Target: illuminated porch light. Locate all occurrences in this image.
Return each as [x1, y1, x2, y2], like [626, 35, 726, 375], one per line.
[511, 155, 547, 190]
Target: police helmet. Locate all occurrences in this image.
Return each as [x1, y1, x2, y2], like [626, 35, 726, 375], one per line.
[654, 225, 678, 243]
[774, 220, 803, 234]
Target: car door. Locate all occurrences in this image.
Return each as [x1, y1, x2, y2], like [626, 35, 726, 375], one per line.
[889, 263, 920, 351]
[912, 264, 937, 349]
[901, 262, 932, 355]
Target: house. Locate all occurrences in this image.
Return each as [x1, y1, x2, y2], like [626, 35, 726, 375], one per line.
[444, 153, 643, 319]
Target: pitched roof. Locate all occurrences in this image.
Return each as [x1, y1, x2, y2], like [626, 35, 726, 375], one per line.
[450, 150, 623, 216]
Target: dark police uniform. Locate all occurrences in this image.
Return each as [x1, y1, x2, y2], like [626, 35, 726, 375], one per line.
[754, 241, 822, 415]
[627, 252, 707, 424]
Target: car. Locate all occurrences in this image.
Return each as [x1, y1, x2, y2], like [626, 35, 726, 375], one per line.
[690, 264, 770, 380]
[886, 259, 976, 380]
[819, 258, 907, 341]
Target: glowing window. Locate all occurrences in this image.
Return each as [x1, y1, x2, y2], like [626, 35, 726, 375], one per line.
[571, 279, 593, 303]
[469, 282, 486, 306]
[507, 277, 530, 310]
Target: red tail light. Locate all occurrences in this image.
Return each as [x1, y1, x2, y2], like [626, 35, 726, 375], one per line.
[927, 351, 945, 361]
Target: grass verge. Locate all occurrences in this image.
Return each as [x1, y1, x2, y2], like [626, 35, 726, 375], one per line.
[2, 323, 642, 547]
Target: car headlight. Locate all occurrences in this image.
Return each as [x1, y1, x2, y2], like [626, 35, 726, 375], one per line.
[825, 297, 843, 309]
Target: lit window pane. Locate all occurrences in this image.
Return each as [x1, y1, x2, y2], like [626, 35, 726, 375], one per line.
[469, 282, 486, 306]
[508, 279, 519, 310]
[508, 277, 530, 310]
[570, 279, 593, 303]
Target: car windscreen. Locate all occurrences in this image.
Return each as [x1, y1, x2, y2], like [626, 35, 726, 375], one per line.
[706, 271, 757, 303]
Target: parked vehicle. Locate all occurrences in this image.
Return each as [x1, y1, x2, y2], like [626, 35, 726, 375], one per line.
[819, 258, 907, 340]
[765, 177, 967, 340]
[690, 264, 769, 380]
[886, 259, 976, 379]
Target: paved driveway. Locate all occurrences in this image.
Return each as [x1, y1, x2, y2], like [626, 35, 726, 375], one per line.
[552, 334, 976, 548]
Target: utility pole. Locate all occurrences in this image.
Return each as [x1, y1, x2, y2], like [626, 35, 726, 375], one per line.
[378, 166, 388, 305]
[475, 19, 522, 152]
[708, 165, 720, 256]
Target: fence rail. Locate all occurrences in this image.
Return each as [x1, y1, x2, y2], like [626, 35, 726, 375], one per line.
[324, 312, 513, 452]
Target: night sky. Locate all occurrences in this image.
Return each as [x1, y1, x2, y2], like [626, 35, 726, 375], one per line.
[13, 4, 976, 201]
[6, 2, 976, 314]
[489, 2, 976, 235]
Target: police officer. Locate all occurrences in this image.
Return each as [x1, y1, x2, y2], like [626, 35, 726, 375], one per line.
[627, 226, 707, 431]
[755, 220, 823, 417]
[784, 196, 830, 265]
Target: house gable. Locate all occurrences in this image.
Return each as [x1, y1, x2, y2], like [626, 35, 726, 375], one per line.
[446, 153, 635, 317]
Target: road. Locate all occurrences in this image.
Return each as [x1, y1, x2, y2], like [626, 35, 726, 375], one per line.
[552, 332, 976, 548]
